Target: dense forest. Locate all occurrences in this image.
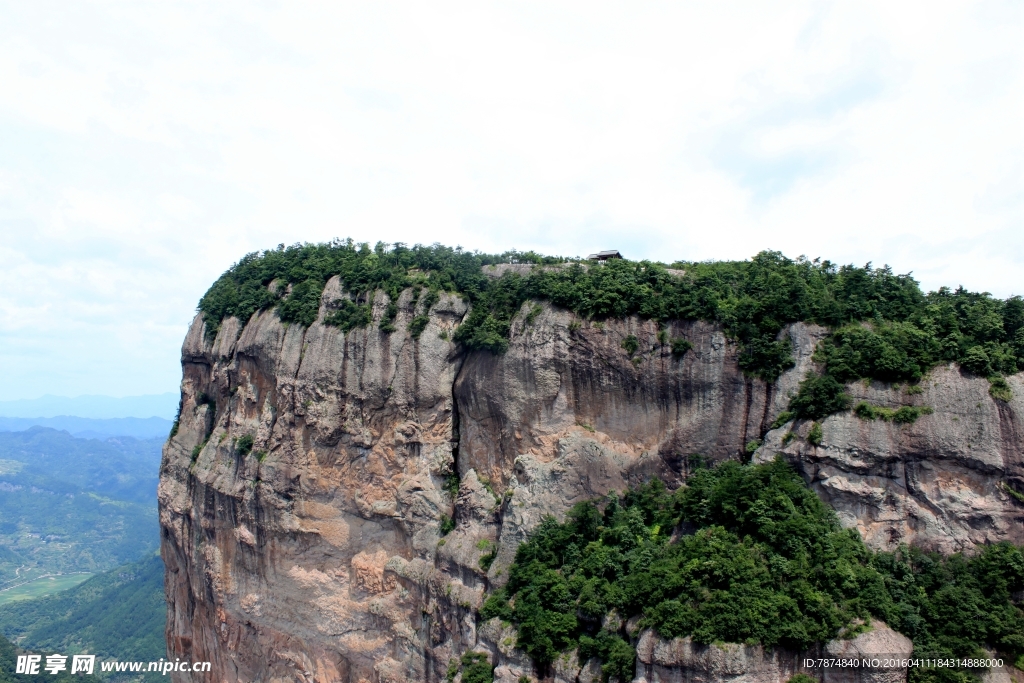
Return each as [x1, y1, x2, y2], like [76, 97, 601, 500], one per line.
[480, 459, 1024, 683]
[199, 241, 1023, 394]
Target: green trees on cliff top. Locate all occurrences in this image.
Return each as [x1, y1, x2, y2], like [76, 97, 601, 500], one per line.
[198, 241, 1024, 384]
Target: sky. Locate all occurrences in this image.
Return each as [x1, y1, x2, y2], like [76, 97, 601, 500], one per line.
[0, 1, 1021, 402]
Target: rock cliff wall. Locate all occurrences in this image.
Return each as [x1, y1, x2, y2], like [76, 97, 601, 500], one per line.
[159, 277, 1024, 682]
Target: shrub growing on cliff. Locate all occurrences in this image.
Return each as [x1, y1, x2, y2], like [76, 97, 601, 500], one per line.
[788, 373, 851, 420]
[439, 515, 455, 536]
[459, 651, 494, 683]
[235, 434, 254, 456]
[621, 335, 639, 356]
[671, 338, 693, 356]
[324, 299, 372, 332]
[807, 422, 823, 445]
[853, 402, 933, 424]
[989, 376, 1012, 402]
[788, 676, 816, 683]
[408, 315, 430, 338]
[276, 278, 325, 327]
[480, 461, 1024, 682]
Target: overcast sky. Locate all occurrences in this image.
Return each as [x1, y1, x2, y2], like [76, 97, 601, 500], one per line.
[0, 1, 1021, 402]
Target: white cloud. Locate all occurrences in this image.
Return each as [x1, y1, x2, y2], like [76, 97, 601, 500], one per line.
[0, 0, 1020, 400]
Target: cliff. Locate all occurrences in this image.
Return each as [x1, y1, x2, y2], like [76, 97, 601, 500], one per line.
[159, 275, 1024, 682]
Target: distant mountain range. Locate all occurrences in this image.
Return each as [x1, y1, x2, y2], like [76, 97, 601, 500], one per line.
[0, 393, 177, 439]
[0, 393, 178, 420]
[0, 417, 173, 440]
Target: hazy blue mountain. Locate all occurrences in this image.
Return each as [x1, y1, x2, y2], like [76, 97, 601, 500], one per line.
[0, 394, 178, 420]
[0, 428, 162, 503]
[0, 417, 173, 440]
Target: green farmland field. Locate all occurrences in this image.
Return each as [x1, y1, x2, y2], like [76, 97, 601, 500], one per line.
[0, 574, 93, 606]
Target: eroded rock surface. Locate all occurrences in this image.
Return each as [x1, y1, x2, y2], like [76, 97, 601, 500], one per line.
[631, 622, 911, 683]
[754, 367, 1024, 553]
[160, 285, 1024, 681]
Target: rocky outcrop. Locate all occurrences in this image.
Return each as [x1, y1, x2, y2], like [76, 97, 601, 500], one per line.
[159, 277, 1024, 682]
[754, 367, 1024, 553]
[632, 622, 912, 683]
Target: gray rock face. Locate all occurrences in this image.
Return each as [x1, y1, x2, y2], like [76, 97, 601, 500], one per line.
[633, 622, 912, 683]
[754, 367, 1024, 553]
[159, 287, 1024, 682]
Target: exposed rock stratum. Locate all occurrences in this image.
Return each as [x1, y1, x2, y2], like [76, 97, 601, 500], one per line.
[159, 277, 1024, 682]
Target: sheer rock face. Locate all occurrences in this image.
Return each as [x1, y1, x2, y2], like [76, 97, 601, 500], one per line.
[160, 288, 1024, 682]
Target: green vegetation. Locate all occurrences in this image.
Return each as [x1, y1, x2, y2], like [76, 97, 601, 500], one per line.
[670, 338, 693, 356]
[190, 441, 204, 463]
[235, 434, 254, 456]
[621, 335, 639, 356]
[198, 240, 527, 336]
[989, 376, 1012, 402]
[0, 632, 102, 682]
[323, 299, 372, 332]
[0, 430, 159, 589]
[408, 315, 430, 338]
[439, 515, 455, 536]
[1002, 482, 1024, 505]
[479, 552, 496, 573]
[807, 422, 823, 446]
[478, 476, 497, 501]
[169, 400, 181, 438]
[771, 411, 795, 429]
[788, 675, 816, 683]
[198, 243, 1024, 387]
[458, 652, 494, 683]
[578, 629, 635, 682]
[853, 402, 934, 424]
[874, 544, 1024, 682]
[443, 472, 461, 499]
[480, 460, 1024, 682]
[0, 556, 166, 682]
[788, 374, 851, 420]
[0, 575, 92, 607]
